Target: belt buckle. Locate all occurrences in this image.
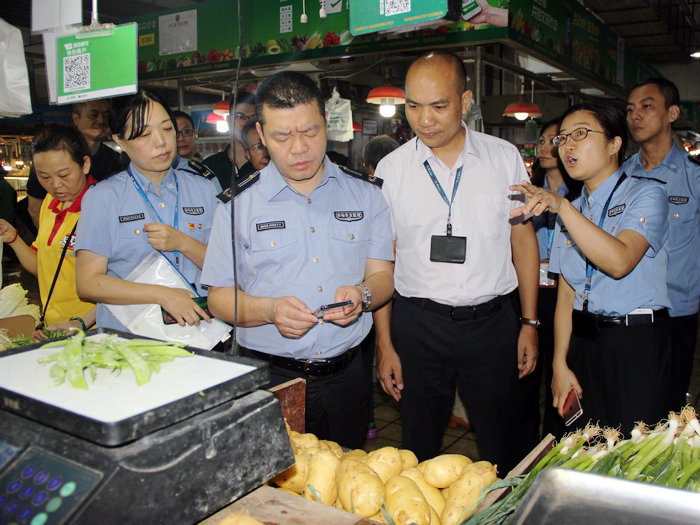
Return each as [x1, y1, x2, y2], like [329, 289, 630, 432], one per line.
[303, 360, 314, 373]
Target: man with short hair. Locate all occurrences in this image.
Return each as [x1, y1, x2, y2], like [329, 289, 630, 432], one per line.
[203, 91, 256, 189]
[26, 99, 121, 227]
[623, 78, 699, 411]
[374, 50, 539, 472]
[201, 71, 394, 449]
[238, 118, 270, 178]
[173, 110, 198, 160]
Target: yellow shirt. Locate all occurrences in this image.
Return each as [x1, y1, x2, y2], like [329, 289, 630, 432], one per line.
[32, 177, 96, 326]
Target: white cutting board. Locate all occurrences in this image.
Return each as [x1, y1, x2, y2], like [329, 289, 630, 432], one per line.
[0, 336, 254, 423]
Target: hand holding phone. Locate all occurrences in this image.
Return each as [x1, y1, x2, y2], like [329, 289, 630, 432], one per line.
[561, 388, 583, 427]
[316, 300, 353, 317]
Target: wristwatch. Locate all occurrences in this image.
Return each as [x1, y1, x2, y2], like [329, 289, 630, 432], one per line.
[519, 317, 540, 328]
[358, 284, 372, 311]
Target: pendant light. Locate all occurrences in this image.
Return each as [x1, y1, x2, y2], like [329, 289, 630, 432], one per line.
[367, 71, 405, 119]
[503, 79, 542, 121]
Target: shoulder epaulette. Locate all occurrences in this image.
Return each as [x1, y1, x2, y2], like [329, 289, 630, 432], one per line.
[689, 154, 700, 166]
[216, 172, 260, 203]
[338, 165, 384, 188]
[630, 175, 666, 184]
[181, 159, 217, 181]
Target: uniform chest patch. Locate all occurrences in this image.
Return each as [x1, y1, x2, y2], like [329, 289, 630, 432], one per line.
[608, 204, 625, 217]
[256, 221, 286, 231]
[183, 206, 204, 215]
[119, 213, 145, 223]
[668, 195, 689, 205]
[334, 211, 363, 222]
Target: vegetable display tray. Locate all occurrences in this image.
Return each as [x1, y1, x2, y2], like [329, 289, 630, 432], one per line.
[510, 467, 700, 524]
[0, 329, 269, 446]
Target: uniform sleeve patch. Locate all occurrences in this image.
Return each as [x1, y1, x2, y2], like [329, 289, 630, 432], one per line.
[334, 211, 364, 222]
[607, 204, 626, 217]
[183, 206, 204, 215]
[256, 221, 286, 231]
[119, 213, 145, 223]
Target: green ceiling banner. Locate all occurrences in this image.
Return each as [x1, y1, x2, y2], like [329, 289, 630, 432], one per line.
[56, 23, 137, 104]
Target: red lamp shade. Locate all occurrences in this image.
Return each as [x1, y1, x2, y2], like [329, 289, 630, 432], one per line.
[213, 100, 230, 116]
[206, 112, 225, 124]
[353, 121, 361, 131]
[503, 95, 542, 120]
[366, 84, 406, 105]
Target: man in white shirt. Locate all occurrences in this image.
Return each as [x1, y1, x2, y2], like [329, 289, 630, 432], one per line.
[374, 51, 539, 472]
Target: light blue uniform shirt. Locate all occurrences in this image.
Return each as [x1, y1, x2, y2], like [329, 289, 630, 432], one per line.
[200, 157, 394, 359]
[622, 144, 700, 316]
[173, 155, 223, 194]
[76, 163, 220, 330]
[533, 178, 569, 261]
[549, 169, 670, 316]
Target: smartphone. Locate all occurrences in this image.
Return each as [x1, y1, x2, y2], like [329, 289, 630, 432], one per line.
[161, 296, 212, 325]
[562, 388, 583, 427]
[462, 0, 482, 21]
[317, 300, 353, 317]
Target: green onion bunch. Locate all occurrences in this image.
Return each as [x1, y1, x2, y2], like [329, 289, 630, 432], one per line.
[38, 330, 193, 389]
[466, 408, 700, 524]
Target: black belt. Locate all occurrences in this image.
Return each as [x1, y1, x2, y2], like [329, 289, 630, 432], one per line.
[247, 345, 360, 377]
[573, 308, 669, 330]
[401, 292, 511, 321]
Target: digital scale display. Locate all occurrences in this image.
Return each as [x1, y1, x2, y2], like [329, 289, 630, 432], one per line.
[0, 447, 101, 525]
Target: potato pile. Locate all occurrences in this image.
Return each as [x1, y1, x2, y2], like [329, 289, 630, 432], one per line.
[270, 426, 498, 525]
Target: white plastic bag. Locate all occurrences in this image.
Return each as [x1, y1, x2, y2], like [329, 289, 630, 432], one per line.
[105, 252, 231, 350]
[0, 18, 32, 118]
[325, 87, 353, 142]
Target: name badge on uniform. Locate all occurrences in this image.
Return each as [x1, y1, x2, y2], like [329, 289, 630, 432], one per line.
[430, 235, 466, 264]
[668, 195, 689, 205]
[119, 213, 145, 223]
[183, 207, 204, 215]
[256, 221, 286, 231]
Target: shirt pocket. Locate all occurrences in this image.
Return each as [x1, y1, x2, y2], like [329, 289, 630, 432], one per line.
[327, 223, 369, 281]
[473, 195, 510, 239]
[249, 227, 304, 285]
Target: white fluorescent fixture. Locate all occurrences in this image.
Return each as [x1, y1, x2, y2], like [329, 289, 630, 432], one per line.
[379, 104, 396, 117]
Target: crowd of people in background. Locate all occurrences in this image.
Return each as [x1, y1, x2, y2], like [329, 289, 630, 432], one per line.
[1, 49, 697, 474]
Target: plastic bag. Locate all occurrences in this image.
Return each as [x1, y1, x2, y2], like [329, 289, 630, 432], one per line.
[0, 18, 32, 118]
[105, 252, 231, 350]
[325, 87, 353, 142]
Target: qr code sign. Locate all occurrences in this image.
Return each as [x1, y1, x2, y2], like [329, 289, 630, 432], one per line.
[386, 0, 411, 16]
[63, 53, 91, 92]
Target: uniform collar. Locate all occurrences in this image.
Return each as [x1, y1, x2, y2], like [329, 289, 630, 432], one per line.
[47, 174, 98, 215]
[262, 156, 336, 201]
[583, 168, 624, 207]
[660, 141, 685, 171]
[129, 162, 177, 195]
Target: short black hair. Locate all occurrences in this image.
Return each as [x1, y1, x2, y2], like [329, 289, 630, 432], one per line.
[32, 123, 90, 167]
[408, 50, 467, 94]
[110, 89, 176, 140]
[255, 71, 325, 126]
[559, 102, 628, 165]
[363, 135, 400, 171]
[240, 118, 260, 150]
[629, 77, 680, 109]
[228, 90, 256, 115]
[72, 99, 108, 116]
[326, 151, 349, 166]
[172, 110, 194, 130]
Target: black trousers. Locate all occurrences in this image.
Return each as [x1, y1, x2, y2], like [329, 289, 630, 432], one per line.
[665, 313, 699, 411]
[569, 315, 671, 434]
[391, 293, 521, 474]
[241, 347, 370, 450]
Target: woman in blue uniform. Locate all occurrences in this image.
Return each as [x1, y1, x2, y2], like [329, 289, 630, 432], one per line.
[75, 89, 219, 330]
[511, 102, 671, 433]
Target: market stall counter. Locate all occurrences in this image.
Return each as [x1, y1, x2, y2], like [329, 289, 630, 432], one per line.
[0, 330, 294, 524]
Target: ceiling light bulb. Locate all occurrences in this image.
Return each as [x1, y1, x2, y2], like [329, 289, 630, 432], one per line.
[691, 51, 700, 58]
[514, 112, 529, 121]
[319, 1, 327, 18]
[300, 13, 308, 23]
[379, 104, 396, 118]
[216, 120, 229, 133]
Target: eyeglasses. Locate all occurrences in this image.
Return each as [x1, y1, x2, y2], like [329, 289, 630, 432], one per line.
[552, 127, 605, 147]
[176, 128, 195, 138]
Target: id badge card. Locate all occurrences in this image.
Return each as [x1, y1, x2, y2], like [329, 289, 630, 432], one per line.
[539, 260, 556, 287]
[430, 235, 466, 264]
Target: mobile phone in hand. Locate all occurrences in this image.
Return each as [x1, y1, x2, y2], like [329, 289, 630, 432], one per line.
[562, 388, 583, 427]
[161, 296, 212, 325]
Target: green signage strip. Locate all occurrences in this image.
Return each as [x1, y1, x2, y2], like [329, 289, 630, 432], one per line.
[56, 23, 138, 104]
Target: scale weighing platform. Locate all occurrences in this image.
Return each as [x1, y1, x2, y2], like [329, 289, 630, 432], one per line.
[0, 331, 294, 524]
